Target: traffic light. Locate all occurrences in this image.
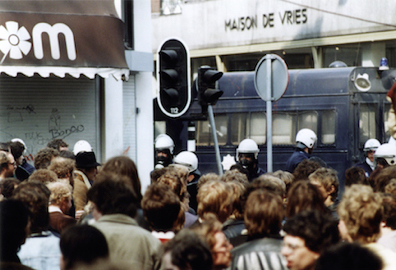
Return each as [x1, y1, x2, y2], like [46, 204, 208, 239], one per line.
[157, 38, 191, 118]
[197, 65, 223, 114]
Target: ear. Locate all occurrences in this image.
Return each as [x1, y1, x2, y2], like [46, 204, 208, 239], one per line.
[328, 185, 335, 195]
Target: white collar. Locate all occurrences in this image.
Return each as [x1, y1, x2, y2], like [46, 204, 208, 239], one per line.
[48, 205, 63, 213]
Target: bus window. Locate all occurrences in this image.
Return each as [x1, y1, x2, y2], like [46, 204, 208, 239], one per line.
[321, 110, 336, 144]
[273, 113, 294, 145]
[359, 103, 376, 146]
[298, 111, 318, 135]
[196, 115, 228, 146]
[231, 113, 248, 145]
[247, 112, 266, 145]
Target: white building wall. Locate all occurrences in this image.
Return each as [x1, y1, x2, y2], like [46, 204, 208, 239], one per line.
[133, 0, 154, 192]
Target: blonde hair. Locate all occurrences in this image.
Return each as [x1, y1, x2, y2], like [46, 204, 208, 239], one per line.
[338, 184, 383, 244]
[47, 181, 72, 205]
[197, 180, 232, 223]
[48, 157, 75, 179]
[309, 167, 339, 201]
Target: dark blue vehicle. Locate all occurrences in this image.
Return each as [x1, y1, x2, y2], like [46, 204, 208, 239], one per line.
[155, 66, 396, 192]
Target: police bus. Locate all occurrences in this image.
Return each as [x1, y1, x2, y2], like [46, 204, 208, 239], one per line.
[154, 66, 396, 191]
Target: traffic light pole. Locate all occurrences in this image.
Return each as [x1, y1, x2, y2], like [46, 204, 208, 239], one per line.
[208, 104, 223, 176]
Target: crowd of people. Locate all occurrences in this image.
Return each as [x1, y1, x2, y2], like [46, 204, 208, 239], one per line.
[0, 131, 396, 270]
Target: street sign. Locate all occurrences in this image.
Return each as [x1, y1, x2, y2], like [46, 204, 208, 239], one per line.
[254, 54, 288, 173]
[254, 54, 288, 102]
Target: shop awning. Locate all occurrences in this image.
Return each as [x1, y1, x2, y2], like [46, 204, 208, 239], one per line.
[0, 0, 129, 80]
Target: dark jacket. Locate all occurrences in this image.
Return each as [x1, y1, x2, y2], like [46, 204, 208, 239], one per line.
[231, 237, 288, 270]
[285, 150, 309, 173]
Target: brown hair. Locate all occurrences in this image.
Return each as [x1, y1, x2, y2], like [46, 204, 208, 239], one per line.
[197, 180, 232, 223]
[345, 167, 368, 187]
[101, 156, 142, 202]
[309, 167, 339, 202]
[338, 184, 383, 244]
[197, 173, 220, 190]
[226, 180, 247, 220]
[292, 159, 322, 182]
[48, 157, 75, 179]
[28, 169, 58, 184]
[220, 170, 248, 184]
[286, 180, 327, 218]
[244, 190, 284, 237]
[34, 147, 60, 169]
[141, 183, 184, 232]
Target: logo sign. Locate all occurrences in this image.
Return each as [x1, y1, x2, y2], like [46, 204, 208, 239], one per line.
[0, 21, 75, 64]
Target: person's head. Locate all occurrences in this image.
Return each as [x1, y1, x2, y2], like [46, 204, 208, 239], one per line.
[197, 173, 220, 190]
[154, 134, 174, 168]
[47, 181, 73, 214]
[190, 215, 233, 269]
[34, 147, 60, 169]
[141, 183, 184, 232]
[380, 193, 396, 230]
[363, 138, 381, 163]
[150, 167, 167, 184]
[60, 224, 109, 270]
[225, 180, 247, 220]
[272, 170, 294, 194]
[173, 151, 199, 182]
[75, 151, 100, 181]
[0, 177, 20, 198]
[314, 242, 382, 270]
[345, 167, 368, 187]
[292, 159, 322, 182]
[73, 140, 92, 156]
[59, 150, 76, 160]
[251, 174, 286, 198]
[12, 181, 51, 233]
[337, 184, 383, 244]
[100, 156, 142, 202]
[244, 189, 284, 238]
[370, 165, 396, 192]
[9, 140, 25, 166]
[309, 168, 339, 204]
[373, 143, 396, 169]
[219, 169, 248, 185]
[295, 128, 317, 154]
[197, 180, 232, 223]
[0, 199, 30, 261]
[0, 150, 16, 178]
[28, 169, 58, 184]
[47, 139, 69, 152]
[87, 172, 139, 219]
[281, 210, 340, 270]
[157, 165, 188, 205]
[286, 180, 327, 218]
[384, 179, 396, 196]
[48, 157, 75, 185]
[236, 138, 259, 172]
[162, 229, 213, 270]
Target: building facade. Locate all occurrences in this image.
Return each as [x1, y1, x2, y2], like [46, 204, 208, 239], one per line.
[152, 0, 396, 73]
[0, 0, 154, 188]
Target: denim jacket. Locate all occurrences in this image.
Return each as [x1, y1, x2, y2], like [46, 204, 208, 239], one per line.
[18, 231, 61, 270]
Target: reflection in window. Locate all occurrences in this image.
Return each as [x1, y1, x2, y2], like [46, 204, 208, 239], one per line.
[322, 110, 336, 144]
[196, 115, 228, 146]
[231, 113, 247, 145]
[273, 113, 294, 144]
[298, 112, 318, 135]
[384, 103, 392, 141]
[247, 112, 266, 145]
[359, 103, 376, 146]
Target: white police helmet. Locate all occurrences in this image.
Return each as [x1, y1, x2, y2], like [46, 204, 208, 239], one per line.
[236, 139, 259, 161]
[296, 128, 317, 149]
[173, 151, 198, 173]
[374, 143, 396, 166]
[73, 140, 92, 155]
[155, 134, 174, 154]
[363, 138, 381, 152]
[11, 138, 27, 155]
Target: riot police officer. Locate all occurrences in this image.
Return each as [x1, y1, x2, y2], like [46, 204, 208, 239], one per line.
[236, 138, 265, 181]
[355, 138, 380, 177]
[285, 128, 317, 173]
[154, 134, 174, 169]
